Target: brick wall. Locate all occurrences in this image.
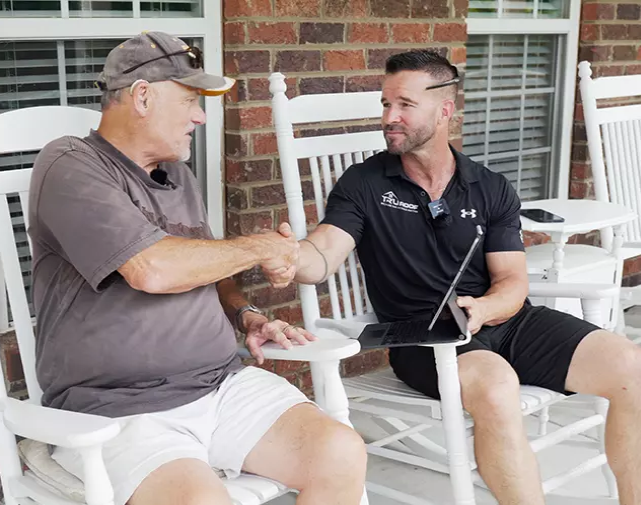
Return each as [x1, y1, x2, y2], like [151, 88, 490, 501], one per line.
[572, 0, 641, 284]
[222, 0, 468, 392]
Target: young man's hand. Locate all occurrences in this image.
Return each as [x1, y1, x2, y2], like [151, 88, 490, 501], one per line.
[456, 296, 489, 335]
[242, 311, 317, 365]
[259, 223, 299, 289]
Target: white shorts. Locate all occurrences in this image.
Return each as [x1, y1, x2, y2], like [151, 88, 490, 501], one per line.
[52, 366, 311, 505]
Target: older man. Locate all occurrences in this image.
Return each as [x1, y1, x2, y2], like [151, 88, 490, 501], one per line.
[29, 32, 365, 505]
[268, 49, 641, 505]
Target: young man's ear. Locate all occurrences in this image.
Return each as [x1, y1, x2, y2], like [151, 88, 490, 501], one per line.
[440, 100, 456, 122]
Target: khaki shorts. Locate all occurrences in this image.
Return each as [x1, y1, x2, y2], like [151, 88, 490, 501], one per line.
[52, 366, 310, 505]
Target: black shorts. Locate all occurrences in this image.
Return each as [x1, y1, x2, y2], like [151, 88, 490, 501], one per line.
[389, 303, 599, 399]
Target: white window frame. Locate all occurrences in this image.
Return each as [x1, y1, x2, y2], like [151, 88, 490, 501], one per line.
[466, 0, 582, 199]
[0, 2, 226, 237]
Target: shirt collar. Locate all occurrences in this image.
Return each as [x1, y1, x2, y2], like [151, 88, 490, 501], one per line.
[383, 145, 479, 187]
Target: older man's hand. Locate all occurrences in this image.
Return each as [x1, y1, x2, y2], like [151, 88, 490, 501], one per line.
[259, 223, 299, 288]
[242, 311, 317, 365]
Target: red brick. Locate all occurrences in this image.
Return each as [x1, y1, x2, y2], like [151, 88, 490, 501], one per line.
[578, 45, 612, 63]
[224, 50, 270, 75]
[275, 50, 322, 72]
[391, 23, 432, 43]
[570, 181, 592, 199]
[450, 46, 466, 65]
[433, 23, 466, 42]
[572, 144, 588, 162]
[570, 162, 590, 180]
[224, 22, 246, 45]
[227, 186, 248, 211]
[348, 23, 389, 44]
[300, 76, 345, 94]
[226, 210, 273, 236]
[274, 360, 308, 375]
[346, 74, 384, 92]
[300, 23, 345, 44]
[346, 122, 382, 133]
[581, 2, 614, 21]
[613, 45, 637, 61]
[625, 64, 641, 74]
[252, 132, 279, 155]
[272, 303, 303, 325]
[522, 231, 550, 247]
[247, 77, 296, 101]
[370, 0, 410, 18]
[4, 344, 24, 383]
[275, 0, 320, 17]
[324, 0, 367, 17]
[601, 24, 628, 40]
[369, 46, 446, 69]
[226, 106, 273, 130]
[250, 283, 298, 307]
[593, 64, 625, 77]
[225, 159, 273, 183]
[624, 256, 641, 277]
[223, 0, 272, 18]
[580, 24, 599, 42]
[453, 0, 468, 17]
[629, 25, 641, 39]
[411, 0, 449, 18]
[275, 202, 319, 227]
[297, 369, 314, 394]
[342, 349, 388, 377]
[574, 103, 584, 122]
[251, 183, 286, 207]
[324, 50, 366, 71]
[225, 133, 248, 157]
[248, 22, 297, 45]
[617, 3, 641, 20]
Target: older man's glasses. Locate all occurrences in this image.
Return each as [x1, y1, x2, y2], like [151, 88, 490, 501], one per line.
[122, 45, 204, 75]
[425, 77, 460, 91]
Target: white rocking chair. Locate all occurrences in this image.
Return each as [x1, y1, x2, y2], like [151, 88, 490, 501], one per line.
[0, 106, 366, 505]
[269, 71, 621, 505]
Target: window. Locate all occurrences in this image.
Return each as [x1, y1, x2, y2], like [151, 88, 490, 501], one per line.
[0, 2, 223, 330]
[463, 0, 581, 201]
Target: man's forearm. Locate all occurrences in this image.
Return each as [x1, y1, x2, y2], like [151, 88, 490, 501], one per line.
[479, 277, 528, 326]
[120, 235, 271, 294]
[217, 277, 251, 324]
[295, 239, 329, 285]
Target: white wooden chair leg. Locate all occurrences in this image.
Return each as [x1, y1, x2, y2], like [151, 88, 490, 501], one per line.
[434, 345, 476, 505]
[79, 445, 115, 505]
[538, 406, 550, 436]
[0, 420, 23, 505]
[593, 397, 618, 499]
[581, 298, 605, 327]
[309, 361, 370, 505]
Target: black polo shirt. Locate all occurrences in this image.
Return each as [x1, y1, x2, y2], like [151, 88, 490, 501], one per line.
[321, 148, 525, 323]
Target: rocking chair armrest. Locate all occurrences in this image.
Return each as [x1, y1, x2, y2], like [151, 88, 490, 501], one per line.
[238, 333, 361, 362]
[528, 282, 619, 300]
[0, 397, 120, 449]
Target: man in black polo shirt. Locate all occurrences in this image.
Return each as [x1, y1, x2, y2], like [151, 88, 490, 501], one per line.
[266, 50, 641, 505]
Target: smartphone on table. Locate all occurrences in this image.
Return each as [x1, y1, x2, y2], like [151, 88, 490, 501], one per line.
[519, 208, 565, 223]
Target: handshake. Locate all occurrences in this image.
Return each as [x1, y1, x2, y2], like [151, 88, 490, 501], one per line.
[253, 222, 300, 288]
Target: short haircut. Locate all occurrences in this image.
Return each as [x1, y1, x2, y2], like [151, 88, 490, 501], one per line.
[385, 50, 459, 97]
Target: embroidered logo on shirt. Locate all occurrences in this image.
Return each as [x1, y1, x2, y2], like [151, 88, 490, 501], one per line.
[460, 209, 477, 219]
[380, 191, 419, 213]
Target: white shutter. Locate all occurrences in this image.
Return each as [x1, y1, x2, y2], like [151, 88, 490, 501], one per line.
[468, 0, 567, 18]
[463, 34, 559, 201]
[0, 0, 201, 18]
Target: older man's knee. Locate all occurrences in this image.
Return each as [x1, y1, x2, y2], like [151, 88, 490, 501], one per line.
[307, 421, 367, 484]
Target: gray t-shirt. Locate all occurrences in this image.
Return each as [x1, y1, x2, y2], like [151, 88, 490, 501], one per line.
[29, 131, 242, 418]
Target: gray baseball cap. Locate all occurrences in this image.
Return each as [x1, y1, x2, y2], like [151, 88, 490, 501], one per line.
[97, 31, 235, 96]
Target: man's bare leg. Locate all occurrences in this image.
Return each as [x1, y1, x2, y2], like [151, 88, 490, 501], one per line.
[128, 458, 232, 505]
[243, 403, 367, 505]
[565, 330, 641, 505]
[458, 350, 544, 505]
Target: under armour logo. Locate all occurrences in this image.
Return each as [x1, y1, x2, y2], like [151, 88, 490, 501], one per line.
[460, 209, 477, 219]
